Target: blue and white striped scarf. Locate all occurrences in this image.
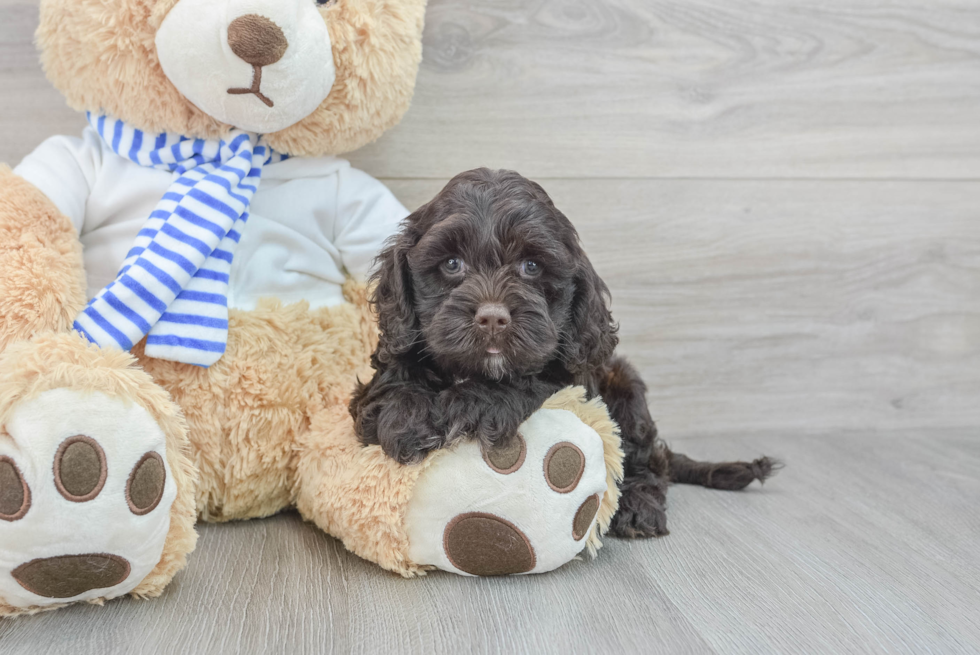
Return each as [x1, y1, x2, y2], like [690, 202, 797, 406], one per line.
[73, 114, 287, 367]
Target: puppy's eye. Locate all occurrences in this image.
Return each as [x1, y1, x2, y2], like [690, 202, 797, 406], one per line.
[520, 260, 541, 277]
[315, 0, 336, 6]
[443, 258, 464, 275]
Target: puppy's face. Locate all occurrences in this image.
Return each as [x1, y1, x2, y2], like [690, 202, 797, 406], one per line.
[373, 169, 617, 381]
[409, 188, 574, 379]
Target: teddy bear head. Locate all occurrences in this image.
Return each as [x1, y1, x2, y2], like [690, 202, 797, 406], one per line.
[36, 0, 428, 156]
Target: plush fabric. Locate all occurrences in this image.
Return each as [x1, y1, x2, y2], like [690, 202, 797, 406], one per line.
[75, 114, 289, 366]
[539, 387, 625, 557]
[295, 405, 437, 577]
[135, 281, 379, 522]
[0, 332, 198, 616]
[0, 0, 625, 617]
[1, 388, 176, 607]
[403, 396, 622, 575]
[0, 166, 86, 349]
[155, 0, 336, 134]
[37, 0, 428, 156]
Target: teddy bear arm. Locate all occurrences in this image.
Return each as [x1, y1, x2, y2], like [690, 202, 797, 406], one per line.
[293, 389, 624, 578]
[0, 165, 87, 351]
[293, 406, 431, 577]
[332, 165, 410, 281]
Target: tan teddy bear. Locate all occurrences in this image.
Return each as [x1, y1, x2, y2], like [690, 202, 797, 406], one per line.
[0, 0, 624, 616]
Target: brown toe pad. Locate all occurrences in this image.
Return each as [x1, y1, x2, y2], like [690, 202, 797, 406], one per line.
[12, 554, 131, 599]
[544, 442, 585, 493]
[127, 452, 167, 515]
[482, 433, 527, 474]
[443, 512, 536, 576]
[54, 436, 107, 502]
[573, 494, 601, 541]
[0, 456, 31, 521]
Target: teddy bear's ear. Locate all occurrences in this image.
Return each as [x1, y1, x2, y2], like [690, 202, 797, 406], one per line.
[37, 0, 427, 152]
[37, 0, 222, 138]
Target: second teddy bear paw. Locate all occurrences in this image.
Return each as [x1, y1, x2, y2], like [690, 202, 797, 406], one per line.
[0, 388, 176, 609]
[404, 407, 609, 576]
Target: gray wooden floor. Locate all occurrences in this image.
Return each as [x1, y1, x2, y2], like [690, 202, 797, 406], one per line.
[2, 433, 978, 654]
[2, 0, 979, 653]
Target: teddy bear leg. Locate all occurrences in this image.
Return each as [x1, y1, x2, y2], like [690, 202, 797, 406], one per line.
[403, 389, 623, 576]
[0, 333, 198, 616]
[294, 388, 622, 578]
[0, 166, 87, 351]
[293, 405, 433, 577]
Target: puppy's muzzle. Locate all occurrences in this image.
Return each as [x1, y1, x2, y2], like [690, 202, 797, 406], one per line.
[475, 303, 511, 337]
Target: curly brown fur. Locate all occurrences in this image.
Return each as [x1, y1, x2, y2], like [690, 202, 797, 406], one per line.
[350, 168, 779, 537]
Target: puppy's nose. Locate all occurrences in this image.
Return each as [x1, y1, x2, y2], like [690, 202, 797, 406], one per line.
[475, 304, 511, 335]
[227, 14, 288, 68]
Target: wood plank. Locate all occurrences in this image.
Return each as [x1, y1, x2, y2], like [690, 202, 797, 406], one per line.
[383, 178, 980, 438]
[4, 0, 980, 179]
[645, 431, 980, 654]
[1, 431, 977, 654]
[349, 0, 980, 179]
[0, 0, 87, 166]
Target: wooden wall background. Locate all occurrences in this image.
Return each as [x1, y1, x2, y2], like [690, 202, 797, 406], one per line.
[4, 0, 977, 438]
[1, 0, 979, 652]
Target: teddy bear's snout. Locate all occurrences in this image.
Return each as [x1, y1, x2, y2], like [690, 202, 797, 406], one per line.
[155, 0, 337, 133]
[225, 14, 289, 108]
[227, 14, 288, 68]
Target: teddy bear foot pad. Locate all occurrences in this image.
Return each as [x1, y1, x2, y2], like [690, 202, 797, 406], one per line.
[0, 388, 176, 608]
[404, 407, 609, 576]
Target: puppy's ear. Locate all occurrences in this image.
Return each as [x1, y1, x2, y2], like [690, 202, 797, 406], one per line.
[562, 253, 619, 378]
[371, 221, 421, 366]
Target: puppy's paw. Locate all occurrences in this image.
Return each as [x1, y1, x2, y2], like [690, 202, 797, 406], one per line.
[376, 406, 445, 464]
[359, 392, 442, 465]
[0, 389, 176, 609]
[382, 429, 446, 466]
[469, 417, 522, 453]
[436, 386, 525, 452]
[607, 472, 669, 539]
[404, 407, 610, 576]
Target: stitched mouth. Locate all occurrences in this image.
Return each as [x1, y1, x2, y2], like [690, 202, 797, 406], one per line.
[227, 64, 274, 108]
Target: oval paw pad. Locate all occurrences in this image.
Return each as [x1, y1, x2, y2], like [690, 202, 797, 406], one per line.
[126, 452, 167, 515]
[573, 494, 601, 541]
[481, 433, 527, 474]
[12, 554, 131, 599]
[54, 436, 107, 502]
[543, 442, 585, 493]
[443, 512, 536, 576]
[0, 457, 31, 522]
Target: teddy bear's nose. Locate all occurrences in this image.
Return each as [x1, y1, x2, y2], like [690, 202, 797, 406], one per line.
[227, 14, 288, 68]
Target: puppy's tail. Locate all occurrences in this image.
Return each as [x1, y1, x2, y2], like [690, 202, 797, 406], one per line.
[665, 448, 781, 490]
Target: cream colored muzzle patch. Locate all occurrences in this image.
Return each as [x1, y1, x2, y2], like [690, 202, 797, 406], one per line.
[156, 0, 336, 134]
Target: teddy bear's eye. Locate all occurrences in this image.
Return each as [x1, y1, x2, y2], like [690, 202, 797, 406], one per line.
[316, 0, 337, 6]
